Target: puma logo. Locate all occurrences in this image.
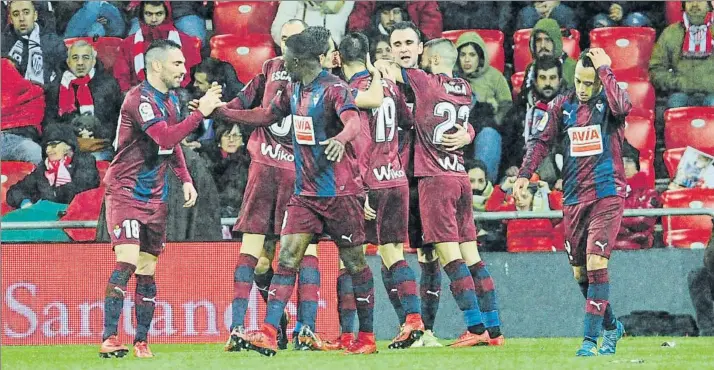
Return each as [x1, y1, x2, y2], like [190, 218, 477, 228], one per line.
[341, 234, 353, 243]
[595, 241, 608, 252]
[114, 287, 127, 297]
[563, 110, 573, 120]
[356, 295, 371, 304]
[256, 285, 269, 292]
[390, 289, 398, 293]
[268, 289, 276, 297]
[589, 300, 603, 311]
[142, 297, 157, 304]
[426, 290, 440, 297]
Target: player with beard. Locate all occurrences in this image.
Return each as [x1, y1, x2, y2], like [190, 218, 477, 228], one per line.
[376, 38, 499, 347]
[99, 39, 224, 358]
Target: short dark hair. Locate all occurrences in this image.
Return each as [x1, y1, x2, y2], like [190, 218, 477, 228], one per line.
[139, 1, 168, 15]
[7, 1, 37, 11]
[390, 21, 423, 42]
[465, 159, 488, 178]
[145, 39, 181, 55]
[194, 58, 226, 85]
[286, 26, 331, 62]
[578, 48, 595, 69]
[339, 32, 369, 64]
[369, 34, 391, 61]
[533, 55, 563, 78]
[215, 123, 243, 141]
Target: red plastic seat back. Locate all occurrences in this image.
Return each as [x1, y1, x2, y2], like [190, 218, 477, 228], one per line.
[213, 1, 278, 36]
[625, 112, 656, 153]
[61, 187, 105, 241]
[512, 28, 581, 72]
[663, 228, 710, 249]
[1, 161, 35, 215]
[589, 27, 656, 80]
[64, 37, 123, 73]
[663, 148, 686, 179]
[661, 189, 714, 233]
[511, 71, 525, 99]
[210, 34, 277, 84]
[664, 107, 714, 151]
[617, 80, 655, 116]
[442, 29, 505, 73]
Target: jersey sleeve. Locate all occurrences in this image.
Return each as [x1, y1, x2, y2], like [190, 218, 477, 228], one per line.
[129, 94, 204, 148]
[518, 95, 564, 179]
[328, 82, 358, 116]
[401, 68, 435, 95]
[229, 73, 267, 110]
[131, 98, 167, 132]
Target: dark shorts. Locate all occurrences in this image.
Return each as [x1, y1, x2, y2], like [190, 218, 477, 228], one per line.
[563, 196, 625, 266]
[407, 177, 425, 248]
[418, 176, 477, 244]
[105, 190, 168, 257]
[365, 185, 409, 245]
[281, 194, 366, 248]
[235, 162, 295, 236]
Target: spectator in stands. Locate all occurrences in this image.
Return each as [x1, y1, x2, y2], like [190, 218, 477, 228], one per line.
[127, 1, 208, 47]
[359, 1, 409, 40]
[1, 0, 66, 87]
[615, 143, 659, 250]
[440, 1, 512, 33]
[526, 18, 576, 88]
[271, 1, 354, 46]
[6, 124, 99, 209]
[369, 34, 394, 63]
[516, 1, 578, 30]
[201, 123, 250, 218]
[44, 40, 121, 161]
[1, 57, 44, 164]
[1, 0, 56, 33]
[349, 1, 442, 40]
[582, 2, 660, 29]
[183, 57, 245, 151]
[650, 1, 714, 108]
[688, 228, 714, 336]
[63, 1, 126, 38]
[113, 1, 201, 93]
[467, 159, 505, 252]
[486, 175, 564, 252]
[503, 56, 565, 185]
[455, 31, 512, 183]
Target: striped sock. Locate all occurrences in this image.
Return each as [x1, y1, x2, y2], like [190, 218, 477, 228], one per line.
[231, 254, 258, 330]
[443, 259, 484, 332]
[103, 262, 135, 341]
[469, 261, 501, 332]
[297, 255, 320, 331]
[351, 267, 375, 333]
[337, 268, 356, 334]
[381, 264, 406, 324]
[578, 281, 616, 331]
[390, 260, 420, 316]
[419, 260, 441, 331]
[134, 274, 156, 343]
[584, 269, 610, 342]
[264, 264, 298, 331]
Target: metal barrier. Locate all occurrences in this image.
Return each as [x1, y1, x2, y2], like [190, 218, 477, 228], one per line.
[2, 208, 713, 230]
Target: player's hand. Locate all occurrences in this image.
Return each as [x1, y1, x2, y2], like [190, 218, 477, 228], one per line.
[187, 99, 199, 112]
[366, 53, 381, 78]
[505, 166, 519, 177]
[197, 83, 226, 116]
[320, 138, 345, 162]
[609, 3, 623, 22]
[374, 60, 395, 82]
[441, 124, 471, 151]
[513, 177, 530, 200]
[502, 176, 517, 190]
[183, 182, 198, 208]
[587, 48, 612, 70]
[364, 195, 376, 221]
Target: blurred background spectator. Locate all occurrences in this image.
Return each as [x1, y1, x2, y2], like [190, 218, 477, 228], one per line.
[349, 1, 442, 40]
[127, 0, 209, 47]
[271, 1, 355, 46]
[440, 1, 512, 33]
[63, 0, 126, 38]
[369, 34, 393, 62]
[581, 2, 662, 29]
[516, 1, 578, 30]
[467, 159, 505, 252]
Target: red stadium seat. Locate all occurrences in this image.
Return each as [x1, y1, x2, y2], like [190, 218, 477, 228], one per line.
[64, 37, 123, 72]
[625, 111, 656, 152]
[210, 34, 277, 85]
[441, 29, 505, 73]
[589, 27, 656, 80]
[663, 228, 710, 249]
[511, 71, 524, 99]
[512, 28, 581, 73]
[61, 187, 105, 241]
[663, 147, 685, 179]
[661, 189, 714, 247]
[666, 1, 684, 25]
[617, 80, 655, 116]
[638, 149, 656, 189]
[1, 161, 35, 215]
[213, 1, 278, 36]
[664, 107, 714, 151]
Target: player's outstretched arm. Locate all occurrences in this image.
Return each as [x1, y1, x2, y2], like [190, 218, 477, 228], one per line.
[589, 48, 632, 117]
[321, 109, 362, 162]
[517, 97, 563, 181]
[213, 87, 287, 127]
[374, 60, 404, 84]
[354, 54, 385, 109]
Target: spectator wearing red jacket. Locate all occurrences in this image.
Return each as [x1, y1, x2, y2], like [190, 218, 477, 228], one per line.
[486, 176, 564, 252]
[112, 1, 201, 93]
[615, 143, 659, 250]
[348, 1, 442, 40]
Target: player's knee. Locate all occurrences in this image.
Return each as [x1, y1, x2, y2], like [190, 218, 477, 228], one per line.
[572, 266, 587, 283]
[115, 244, 141, 266]
[135, 252, 158, 275]
[262, 236, 278, 258]
[340, 246, 367, 274]
[459, 241, 481, 266]
[304, 243, 318, 257]
[379, 243, 404, 269]
[434, 242, 462, 265]
[255, 257, 272, 274]
[586, 254, 609, 271]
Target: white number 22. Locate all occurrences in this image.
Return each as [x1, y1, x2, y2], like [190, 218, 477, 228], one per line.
[432, 102, 470, 144]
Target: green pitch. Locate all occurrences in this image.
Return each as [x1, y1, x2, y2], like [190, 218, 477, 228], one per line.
[3, 337, 714, 370]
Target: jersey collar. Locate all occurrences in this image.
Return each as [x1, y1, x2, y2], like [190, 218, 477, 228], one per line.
[349, 69, 370, 83]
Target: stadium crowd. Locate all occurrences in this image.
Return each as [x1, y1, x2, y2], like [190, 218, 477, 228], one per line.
[1, 0, 714, 253]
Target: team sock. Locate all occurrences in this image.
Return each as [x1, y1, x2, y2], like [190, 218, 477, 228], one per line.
[389, 260, 421, 316]
[578, 280, 616, 331]
[231, 254, 258, 330]
[443, 259, 484, 334]
[297, 255, 320, 332]
[381, 264, 406, 324]
[469, 261, 501, 337]
[254, 266, 274, 304]
[351, 267, 375, 333]
[584, 269, 610, 342]
[103, 262, 136, 341]
[264, 264, 298, 332]
[419, 260, 441, 331]
[134, 274, 156, 343]
[337, 268, 356, 334]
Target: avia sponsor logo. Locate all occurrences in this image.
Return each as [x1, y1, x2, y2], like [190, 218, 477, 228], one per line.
[271, 70, 290, 82]
[443, 82, 468, 95]
[438, 155, 465, 172]
[260, 143, 294, 162]
[372, 163, 405, 181]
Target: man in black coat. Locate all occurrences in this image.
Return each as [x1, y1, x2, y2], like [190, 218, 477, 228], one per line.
[6, 123, 100, 209]
[45, 39, 122, 160]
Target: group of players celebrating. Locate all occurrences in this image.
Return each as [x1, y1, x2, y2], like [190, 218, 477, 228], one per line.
[98, 17, 632, 359]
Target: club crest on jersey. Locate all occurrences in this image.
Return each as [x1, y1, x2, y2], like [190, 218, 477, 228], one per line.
[534, 112, 549, 133]
[139, 102, 155, 122]
[312, 94, 320, 107]
[113, 225, 122, 239]
[596, 101, 604, 112]
[443, 82, 467, 95]
[293, 115, 316, 145]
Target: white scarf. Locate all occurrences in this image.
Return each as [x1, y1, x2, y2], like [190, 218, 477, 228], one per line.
[8, 22, 44, 85]
[132, 27, 181, 78]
